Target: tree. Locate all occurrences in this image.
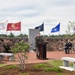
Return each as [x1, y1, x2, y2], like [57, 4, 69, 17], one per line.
[11, 40, 30, 70]
[66, 21, 75, 35]
[8, 32, 14, 37]
[17, 34, 28, 37]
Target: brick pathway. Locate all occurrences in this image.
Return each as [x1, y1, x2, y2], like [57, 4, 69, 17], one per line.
[1, 51, 75, 65]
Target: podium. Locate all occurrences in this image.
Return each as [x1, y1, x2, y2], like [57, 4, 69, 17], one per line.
[37, 42, 48, 60]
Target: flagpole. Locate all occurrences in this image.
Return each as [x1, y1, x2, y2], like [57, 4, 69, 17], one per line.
[20, 21, 21, 35]
[43, 30, 44, 36]
[59, 30, 60, 35]
[43, 22, 44, 36]
[6, 30, 7, 36]
[20, 31, 21, 35]
[59, 22, 60, 35]
[10, 30, 11, 35]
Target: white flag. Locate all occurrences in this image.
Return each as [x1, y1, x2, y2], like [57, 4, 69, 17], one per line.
[0, 20, 8, 30]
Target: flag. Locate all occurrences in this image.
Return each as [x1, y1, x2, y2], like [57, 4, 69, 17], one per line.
[51, 23, 60, 33]
[35, 23, 44, 31]
[0, 23, 5, 30]
[0, 20, 8, 30]
[7, 22, 21, 31]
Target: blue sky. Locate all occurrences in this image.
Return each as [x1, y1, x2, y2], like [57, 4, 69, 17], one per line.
[0, 0, 75, 35]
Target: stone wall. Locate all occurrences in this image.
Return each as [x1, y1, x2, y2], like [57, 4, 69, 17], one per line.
[0, 38, 28, 52]
[0, 37, 75, 52]
[45, 38, 75, 51]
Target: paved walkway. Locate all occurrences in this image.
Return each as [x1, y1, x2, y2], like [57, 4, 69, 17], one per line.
[1, 51, 75, 65]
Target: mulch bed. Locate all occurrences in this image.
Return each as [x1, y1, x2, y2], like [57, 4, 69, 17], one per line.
[0, 62, 75, 75]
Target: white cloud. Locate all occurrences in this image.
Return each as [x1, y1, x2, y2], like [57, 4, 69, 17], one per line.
[0, 0, 75, 35]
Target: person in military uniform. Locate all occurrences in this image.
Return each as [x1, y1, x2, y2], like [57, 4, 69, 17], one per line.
[64, 39, 72, 54]
[35, 33, 43, 58]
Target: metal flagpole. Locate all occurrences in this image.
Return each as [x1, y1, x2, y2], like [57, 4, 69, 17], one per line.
[6, 30, 7, 36]
[59, 22, 60, 35]
[20, 31, 21, 35]
[43, 22, 44, 36]
[20, 21, 21, 35]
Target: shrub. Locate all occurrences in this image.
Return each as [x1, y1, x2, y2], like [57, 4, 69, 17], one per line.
[44, 67, 62, 73]
[32, 64, 49, 69]
[11, 40, 30, 70]
[3, 65, 18, 69]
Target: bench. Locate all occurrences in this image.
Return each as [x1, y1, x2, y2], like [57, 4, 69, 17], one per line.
[0, 53, 14, 61]
[59, 57, 75, 71]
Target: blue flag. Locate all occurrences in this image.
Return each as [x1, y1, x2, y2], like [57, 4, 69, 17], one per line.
[35, 23, 44, 31]
[51, 23, 60, 33]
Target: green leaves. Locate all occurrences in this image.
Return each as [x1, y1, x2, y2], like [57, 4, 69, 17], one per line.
[11, 40, 30, 70]
[11, 40, 30, 53]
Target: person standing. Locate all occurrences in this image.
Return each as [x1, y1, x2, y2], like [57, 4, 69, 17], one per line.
[35, 33, 43, 58]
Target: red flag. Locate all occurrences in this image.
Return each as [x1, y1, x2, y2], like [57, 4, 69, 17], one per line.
[7, 22, 21, 31]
